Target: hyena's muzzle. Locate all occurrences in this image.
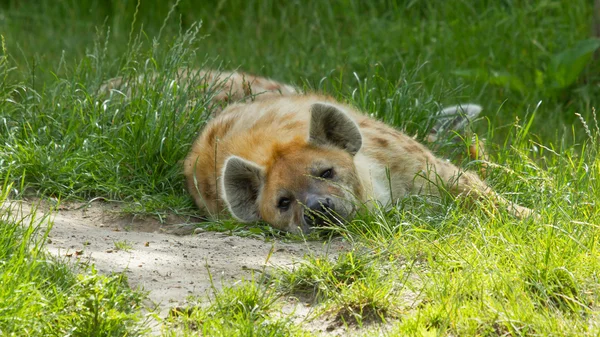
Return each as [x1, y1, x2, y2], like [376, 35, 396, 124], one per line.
[302, 194, 337, 227]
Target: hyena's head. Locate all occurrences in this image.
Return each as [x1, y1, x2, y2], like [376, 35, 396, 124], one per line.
[221, 103, 363, 234]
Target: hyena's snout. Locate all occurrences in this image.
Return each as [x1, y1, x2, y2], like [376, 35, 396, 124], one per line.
[303, 195, 337, 227]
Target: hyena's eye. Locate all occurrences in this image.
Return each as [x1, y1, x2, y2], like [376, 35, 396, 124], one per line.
[319, 168, 334, 179]
[277, 197, 292, 211]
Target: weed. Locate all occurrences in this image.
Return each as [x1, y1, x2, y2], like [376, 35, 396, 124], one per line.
[113, 240, 133, 252]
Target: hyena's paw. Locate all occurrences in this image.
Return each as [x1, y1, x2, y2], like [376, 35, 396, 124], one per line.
[427, 103, 483, 143]
[508, 203, 538, 219]
[427, 103, 488, 174]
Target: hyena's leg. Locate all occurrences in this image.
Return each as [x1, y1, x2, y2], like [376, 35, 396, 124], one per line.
[419, 104, 533, 217]
[423, 157, 533, 218]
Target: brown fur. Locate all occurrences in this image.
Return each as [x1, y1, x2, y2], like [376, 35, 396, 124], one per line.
[183, 70, 533, 233]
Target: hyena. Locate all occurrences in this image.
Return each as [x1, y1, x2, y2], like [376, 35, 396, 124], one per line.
[180, 70, 532, 234]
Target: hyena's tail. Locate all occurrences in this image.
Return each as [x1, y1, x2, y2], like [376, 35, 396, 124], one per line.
[426, 103, 488, 169]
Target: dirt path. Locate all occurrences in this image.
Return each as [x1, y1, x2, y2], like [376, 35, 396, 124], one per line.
[5, 200, 350, 331]
[7, 199, 402, 335]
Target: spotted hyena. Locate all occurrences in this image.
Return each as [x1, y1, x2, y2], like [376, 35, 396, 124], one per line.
[180, 70, 532, 234]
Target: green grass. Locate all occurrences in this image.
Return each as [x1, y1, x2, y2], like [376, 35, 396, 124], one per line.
[277, 250, 405, 326]
[114, 239, 133, 252]
[165, 276, 311, 336]
[0, 179, 149, 336]
[1, 0, 600, 335]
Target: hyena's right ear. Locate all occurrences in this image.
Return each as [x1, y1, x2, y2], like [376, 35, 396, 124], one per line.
[221, 156, 265, 222]
[309, 103, 362, 155]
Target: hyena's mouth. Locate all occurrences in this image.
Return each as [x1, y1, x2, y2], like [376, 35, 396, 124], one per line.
[303, 209, 338, 228]
[301, 198, 353, 230]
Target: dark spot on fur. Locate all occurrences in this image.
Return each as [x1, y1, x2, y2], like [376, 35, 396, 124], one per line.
[404, 144, 423, 154]
[207, 118, 234, 146]
[359, 120, 371, 127]
[265, 82, 280, 91]
[205, 128, 217, 146]
[374, 137, 389, 147]
[282, 121, 303, 131]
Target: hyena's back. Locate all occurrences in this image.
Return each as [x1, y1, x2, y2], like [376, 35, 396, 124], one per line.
[101, 69, 297, 112]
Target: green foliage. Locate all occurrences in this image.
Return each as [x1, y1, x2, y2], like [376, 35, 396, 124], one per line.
[455, 38, 600, 96]
[113, 240, 133, 252]
[0, 0, 599, 335]
[278, 251, 378, 301]
[0, 22, 216, 212]
[453, 68, 527, 93]
[276, 250, 405, 326]
[165, 279, 310, 336]
[0, 181, 148, 336]
[548, 38, 600, 89]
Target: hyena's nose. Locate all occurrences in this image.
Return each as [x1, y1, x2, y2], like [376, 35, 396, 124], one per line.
[303, 197, 334, 227]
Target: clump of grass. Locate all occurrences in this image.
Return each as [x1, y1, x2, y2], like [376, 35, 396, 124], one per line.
[0, 179, 148, 336]
[277, 250, 376, 302]
[114, 240, 133, 252]
[276, 249, 408, 327]
[330, 276, 400, 327]
[524, 266, 582, 312]
[190, 217, 292, 239]
[165, 278, 309, 336]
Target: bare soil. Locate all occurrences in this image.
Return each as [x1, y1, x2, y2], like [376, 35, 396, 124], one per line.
[5, 199, 401, 335]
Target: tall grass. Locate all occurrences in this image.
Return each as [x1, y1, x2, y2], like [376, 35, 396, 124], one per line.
[1, 1, 597, 133]
[0, 20, 218, 213]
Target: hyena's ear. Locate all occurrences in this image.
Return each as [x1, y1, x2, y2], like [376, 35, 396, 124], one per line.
[309, 103, 362, 155]
[221, 156, 265, 222]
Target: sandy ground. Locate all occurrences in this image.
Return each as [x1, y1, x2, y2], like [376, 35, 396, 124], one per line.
[4, 199, 401, 335]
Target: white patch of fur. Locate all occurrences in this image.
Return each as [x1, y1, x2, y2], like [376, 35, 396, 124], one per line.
[353, 153, 392, 206]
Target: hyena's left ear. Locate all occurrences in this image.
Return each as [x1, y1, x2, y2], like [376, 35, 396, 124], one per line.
[309, 103, 362, 155]
[221, 156, 265, 222]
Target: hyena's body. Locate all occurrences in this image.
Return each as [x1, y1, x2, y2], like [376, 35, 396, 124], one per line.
[183, 70, 530, 233]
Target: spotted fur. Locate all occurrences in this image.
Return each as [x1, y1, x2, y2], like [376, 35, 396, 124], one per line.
[183, 70, 533, 233]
